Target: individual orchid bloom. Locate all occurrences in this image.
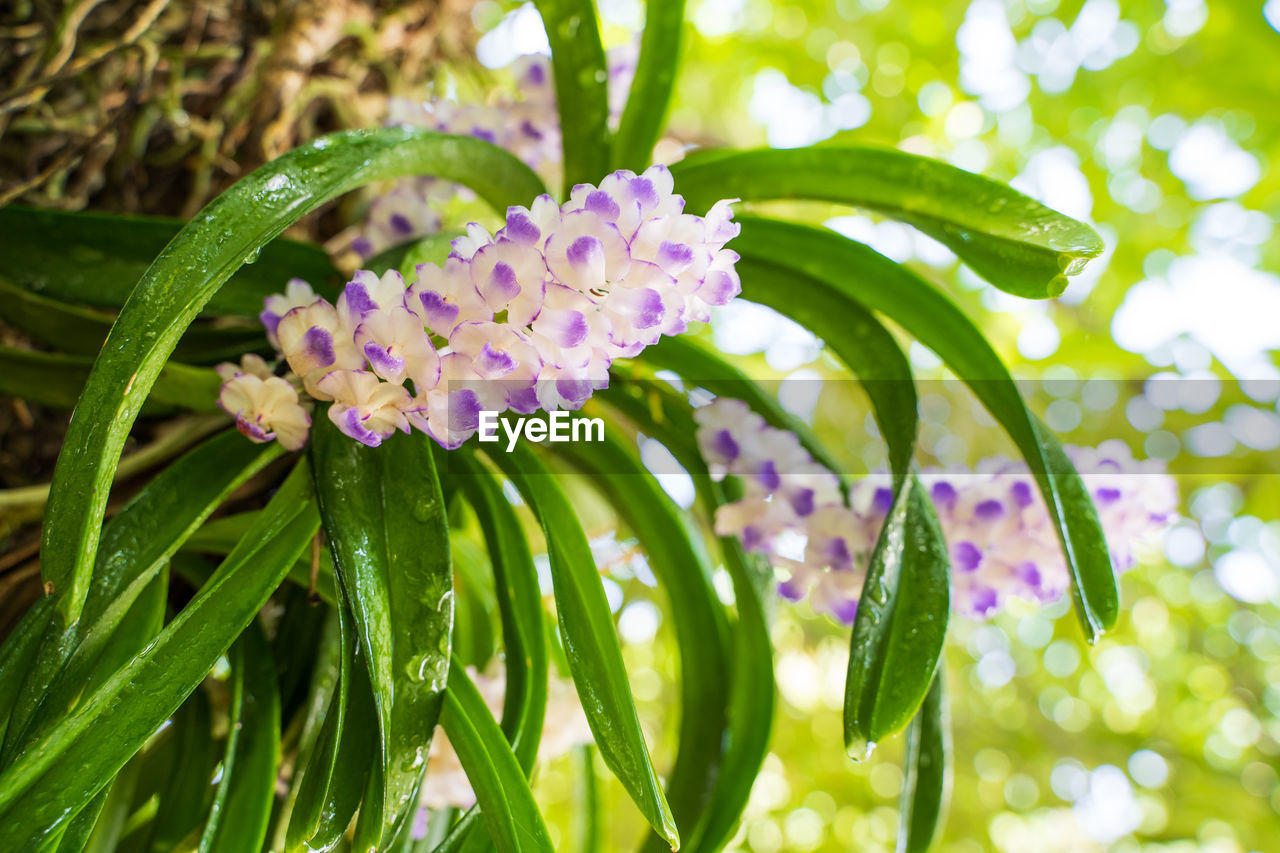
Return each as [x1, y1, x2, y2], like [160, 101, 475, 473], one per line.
[316, 369, 413, 447]
[354, 305, 440, 387]
[216, 362, 311, 451]
[693, 398, 768, 480]
[448, 222, 495, 262]
[448, 321, 543, 412]
[528, 284, 611, 370]
[533, 355, 611, 412]
[543, 210, 631, 294]
[337, 269, 410, 329]
[599, 261, 672, 355]
[276, 300, 364, 399]
[260, 279, 320, 349]
[1068, 440, 1180, 571]
[469, 238, 547, 325]
[215, 353, 275, 383]
[713, 497, 799, 556]
[406, 258, 493, 338]
[501, 195, 561, 249]
[354, 184, 443, 260]
[803, 505, 874, 575]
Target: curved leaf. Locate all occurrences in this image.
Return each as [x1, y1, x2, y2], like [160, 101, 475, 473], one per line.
[41, 126, 546, 630]
[732, 259, 950, 748]
[3, 430, 280, 766]
[842, 477, 949, 758]
[734, 217, 1117, 640]
[552, 422, 731, 850]
[198, 620, 281, 853]
[441, 663, 555, 853]
[671, 147, 1104, 298]
[485, 444, 679, 850]
[897, 672, 950, 853]
[81, 753, 144, 853]
[0, 205, 338, 316]
[140, 688, 216, 853]
[0, 275, 263, 364]
[533, 0, 610, 191]
[0, 461, 319, 850]
[0, 598, 55, 749]
[310, 420, 454, 849]
[612, 0, 684, 171]
[0, 346, 221, 414]
[595, 383, 774, 853]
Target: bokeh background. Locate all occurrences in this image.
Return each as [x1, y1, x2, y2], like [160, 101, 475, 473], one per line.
[3, 0, 1278, 850]
[471, 0, 1280, 850]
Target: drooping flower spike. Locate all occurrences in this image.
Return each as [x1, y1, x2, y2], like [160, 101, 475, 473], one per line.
[693, 398, 1179, 622]
[219, 165, 742, 451]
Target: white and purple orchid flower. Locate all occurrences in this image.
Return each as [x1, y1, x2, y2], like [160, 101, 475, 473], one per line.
[694, 398, 1179, 623]
[219, 164, 741, 451]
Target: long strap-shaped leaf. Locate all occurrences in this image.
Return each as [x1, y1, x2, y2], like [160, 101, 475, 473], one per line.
[41, 127, 545, 631]
[553, 424, 732, 851]
[0, 205, 339, 316]
[452, 450, 549, 766]
[533, 0, 610, 191]
[670, 147, 1104, 298]
[140, 687, 217, 853]
[441, 663, 555, 853]
[485, 444, 679, 850]
[595, 386, 776, 853]
[733, 218, 1117, 641]
[198, 619, 281, 853]
[4, 430, 281, 766]
[733, 259, 950, 748]
[611, 0, 684, 171]
[0, 598, 54, 748]
[0, 461, 319, 849]
[897, 671, 950, 853]
[0, 275, 263, 364]
[310, 420, 454, 849]
[0, 346, 221, 414]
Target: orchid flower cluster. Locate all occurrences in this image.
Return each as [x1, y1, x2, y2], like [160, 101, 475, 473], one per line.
[695, 399, 877, 624]
[695, 399, 1180, 621]
[217, 165, 742, 450]
[349, 49, 637, 260]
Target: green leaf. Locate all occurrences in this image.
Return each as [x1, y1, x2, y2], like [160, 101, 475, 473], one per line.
[286, 595, 377, 853]
[0, 205, 338, 316]
[82, 754, 144, 853]
[310, 421, 454, 849]
[0, 275, 264, 364]
[670, 147, 1105, 298]
[3, 430, 280, 765]
[592, 386, 773, 853]
[140, 688, 217, 853]
[843, 477, 950, 758]
[441, 663, 555, 853]
[727, 257, 950, 751]
[552, 422, 732, 850]
[533, 0, 610, 191]
[40, 126, 546, 631]
[0, 598, 55, 753]
[198, 620, 281, 853]
[0, 461, 319, 850]
[612, 0, 684, 170]
[0, 346, 222, 414]
[485, 444, 679, 850]
[897, 672, 950, 853]
[452, 451, 548, 766]
[733, 217, 1117, 640]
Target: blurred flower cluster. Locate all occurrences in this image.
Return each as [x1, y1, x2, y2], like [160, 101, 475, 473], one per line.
[695, 399, 1179, 621]
[348, 48, 637, 261]
[218, 166, 741, 449]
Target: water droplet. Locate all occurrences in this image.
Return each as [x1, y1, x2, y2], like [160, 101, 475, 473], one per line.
[243, 246, 262, 265]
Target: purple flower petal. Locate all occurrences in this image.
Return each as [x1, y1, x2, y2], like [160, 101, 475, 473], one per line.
[363, 341, 405, 378]
[585, 190, 620, 220]
[1096, 486, 1122, 505]
[302, 327, 336, 367]
[711, 428, 739, 461]
[342, 280, 378, 315]
[931, 480, 957, 508]
[953, 541, 983, 573]
[831, 598, 860, 625]
[567, 236, 604, 274]
[390, 213, 414, 236]
[755, 460, 781, 491]
[488, 262, 522, 301]
[777, 578, 806, 602]
[1011, 481, 1034, 508]
[873, 487, 894, 513]
[418, 290, 460, 327]
[476, 343, 517, 376]
[974, 499, 1005, 520]
[505, 210, 541, 245]
[235, 413, 270, 443]
[789, 487, 815, 517]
